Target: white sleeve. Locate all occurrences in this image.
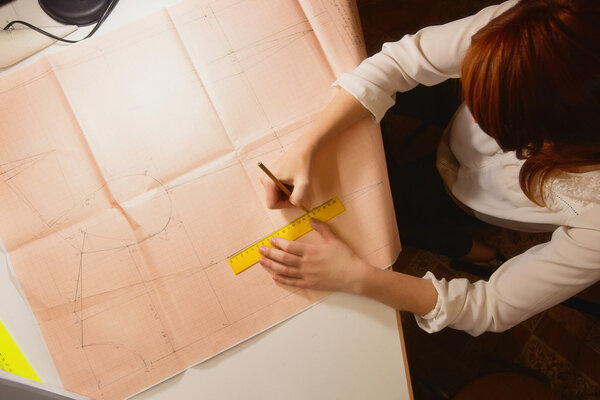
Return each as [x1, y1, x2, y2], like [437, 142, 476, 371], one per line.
[415, 219, 600, 336]
[334, 0, 518, 122]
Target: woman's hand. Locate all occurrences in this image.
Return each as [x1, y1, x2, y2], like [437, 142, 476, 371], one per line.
[258, 218, 371, 292]
[260, 218, 438, 316]
[260, 141, 314, 210]
[260, 89, 371, 210]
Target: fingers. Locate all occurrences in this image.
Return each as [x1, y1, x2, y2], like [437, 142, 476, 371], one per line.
[268, 237, 304, 256]
[271, 273, 305, 287]
[259, 257, 302, 278]
[289, 180, 310, 210]
[259, 246, 301, 266]
[261, 178, 284, 209]
[259, 239, 307, 286]
[271, 198, 295, 209]
[261, 177, 306, 210]
[310, 218, 334, 240]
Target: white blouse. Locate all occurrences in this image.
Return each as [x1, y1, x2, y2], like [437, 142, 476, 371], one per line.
[335, 0, 600, 336]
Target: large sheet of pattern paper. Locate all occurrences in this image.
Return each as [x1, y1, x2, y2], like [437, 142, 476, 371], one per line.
[0, 0, 400, 398]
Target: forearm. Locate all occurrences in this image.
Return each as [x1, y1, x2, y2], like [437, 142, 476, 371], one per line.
[350, 261, 438, 316]
[300, 88, 371, 153]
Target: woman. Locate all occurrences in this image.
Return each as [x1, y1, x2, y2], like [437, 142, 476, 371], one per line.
[258, 0, 600, 336]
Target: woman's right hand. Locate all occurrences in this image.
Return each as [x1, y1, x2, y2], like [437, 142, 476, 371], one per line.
[260, 138, 315, 210]
[260, 88, 371, 210]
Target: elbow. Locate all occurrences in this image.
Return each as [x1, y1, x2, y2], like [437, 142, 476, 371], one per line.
[463, 286, 526, 336]
[448, 281, 525, 336]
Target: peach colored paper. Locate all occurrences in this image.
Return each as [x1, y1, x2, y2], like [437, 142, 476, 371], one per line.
[0, 0, 400, 399]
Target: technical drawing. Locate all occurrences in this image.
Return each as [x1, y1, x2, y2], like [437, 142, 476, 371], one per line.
[0, 1, 399, 399]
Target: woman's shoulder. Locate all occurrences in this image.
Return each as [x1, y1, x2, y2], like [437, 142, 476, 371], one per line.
[545, 170, 600, 224]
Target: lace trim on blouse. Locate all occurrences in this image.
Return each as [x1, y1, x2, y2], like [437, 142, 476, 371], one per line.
[544, 170, 600, 216]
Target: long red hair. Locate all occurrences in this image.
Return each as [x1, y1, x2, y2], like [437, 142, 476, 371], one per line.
[461, 0, 600, 205]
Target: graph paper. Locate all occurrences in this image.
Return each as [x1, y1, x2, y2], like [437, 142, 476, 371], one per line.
[0, 0, 400, 398]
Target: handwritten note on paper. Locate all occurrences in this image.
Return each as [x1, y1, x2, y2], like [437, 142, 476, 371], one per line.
[0, 0, 400, 398]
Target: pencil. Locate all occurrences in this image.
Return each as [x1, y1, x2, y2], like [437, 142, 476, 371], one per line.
[258, 161, 309, 212]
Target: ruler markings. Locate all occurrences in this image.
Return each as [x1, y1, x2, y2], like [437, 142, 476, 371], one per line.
[228, 197, 345, 274]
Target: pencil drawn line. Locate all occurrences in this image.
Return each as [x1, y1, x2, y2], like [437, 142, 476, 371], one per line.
[0, 150, 55, 185]
[127, 246, 176, 354]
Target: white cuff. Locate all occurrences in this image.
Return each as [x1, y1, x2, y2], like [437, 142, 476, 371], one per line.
[333, 74, 396, 122]
[414, 271, 472, 334]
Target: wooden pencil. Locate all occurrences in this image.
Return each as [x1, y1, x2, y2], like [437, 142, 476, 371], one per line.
[257, 161, 309, 212]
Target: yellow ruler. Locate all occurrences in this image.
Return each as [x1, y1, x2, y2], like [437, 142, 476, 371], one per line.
[228, 197, 345, 274]
[0, 320, 40, 381]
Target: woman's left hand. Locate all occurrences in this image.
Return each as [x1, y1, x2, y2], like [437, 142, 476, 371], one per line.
[258, 218, 370, 293]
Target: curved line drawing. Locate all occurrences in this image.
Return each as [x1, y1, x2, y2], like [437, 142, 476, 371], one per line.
[80, 342, 148, 367]
[58, 174, 175, 382]
[78, 173, 174, 253]
[80, 341, 149, 389]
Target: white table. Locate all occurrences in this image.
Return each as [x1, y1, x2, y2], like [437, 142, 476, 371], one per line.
[0, 1, 412, 399]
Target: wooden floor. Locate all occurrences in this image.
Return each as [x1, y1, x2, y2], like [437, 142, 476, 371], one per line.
[355, 1, 600, 399]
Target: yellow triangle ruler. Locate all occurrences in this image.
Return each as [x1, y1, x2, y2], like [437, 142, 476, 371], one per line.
[228, 197, 345, 274]
[0, 320, 40, 381]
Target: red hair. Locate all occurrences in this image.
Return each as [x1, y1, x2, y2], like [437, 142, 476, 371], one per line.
[461, 0, 600, 205]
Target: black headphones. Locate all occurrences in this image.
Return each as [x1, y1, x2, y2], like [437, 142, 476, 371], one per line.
[3, 0, 120, 43]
